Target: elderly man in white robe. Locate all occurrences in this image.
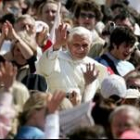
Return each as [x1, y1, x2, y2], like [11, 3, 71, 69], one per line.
[36, 24, 108, 102]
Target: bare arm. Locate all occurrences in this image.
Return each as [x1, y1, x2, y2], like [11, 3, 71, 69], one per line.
[44, 90, 65, 139]
[6, 21, 34, 59]
[82, 63, 99, 102]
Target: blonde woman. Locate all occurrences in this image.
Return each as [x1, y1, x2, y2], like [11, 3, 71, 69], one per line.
[15, 90, 65, 139]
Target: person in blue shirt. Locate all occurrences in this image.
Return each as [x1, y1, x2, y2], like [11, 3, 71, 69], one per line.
[15, 91, 48, 139]
[96, 26, 136, 76]
[15, 90, 65, 139]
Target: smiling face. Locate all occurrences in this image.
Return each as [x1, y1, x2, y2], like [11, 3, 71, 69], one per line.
[67, 34, 91, 60]
[77, 10, 97, 30]
[111, 42, 134, 60]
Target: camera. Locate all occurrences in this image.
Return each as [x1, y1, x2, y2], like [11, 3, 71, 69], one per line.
[102, 22, 116, 36]
[109, 22, 116, 34]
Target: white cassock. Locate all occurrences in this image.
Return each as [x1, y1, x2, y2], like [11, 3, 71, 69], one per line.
[36, 49, 108, 102]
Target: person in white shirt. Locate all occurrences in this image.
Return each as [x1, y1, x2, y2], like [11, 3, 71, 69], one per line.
[36, 25, 108, 102]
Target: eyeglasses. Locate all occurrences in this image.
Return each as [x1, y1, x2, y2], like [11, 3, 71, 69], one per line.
[80, 13, 96, 19]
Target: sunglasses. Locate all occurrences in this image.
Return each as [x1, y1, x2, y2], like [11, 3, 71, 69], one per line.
[80, 13, 96, 18]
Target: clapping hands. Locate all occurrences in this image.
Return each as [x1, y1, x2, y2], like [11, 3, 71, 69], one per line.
[1, 21, 17, 40]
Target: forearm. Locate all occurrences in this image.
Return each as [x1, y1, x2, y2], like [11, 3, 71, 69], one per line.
[82, 81, 99, 102]
[53, 42, 62, 51]
[13, 35, 34, 59]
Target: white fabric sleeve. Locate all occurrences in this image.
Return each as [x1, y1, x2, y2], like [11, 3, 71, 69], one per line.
[36, 49, 60, 76]
[44, 113, 59, 139]
[82, 79, 99, 102]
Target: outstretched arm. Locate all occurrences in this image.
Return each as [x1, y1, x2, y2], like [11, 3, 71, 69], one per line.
[82, 63, 99, 102]
[53, 23, 67, 51]
[5, 21, 34, 59]
[44, 90, 65, 139]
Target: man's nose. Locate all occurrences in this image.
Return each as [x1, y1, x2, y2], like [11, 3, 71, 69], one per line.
[25, 24, 30, 31]
[47, 11, 53, 16]
[79, 46, 85, 51]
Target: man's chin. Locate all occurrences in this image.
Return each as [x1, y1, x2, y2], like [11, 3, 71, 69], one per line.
[74, 56, 85, 60]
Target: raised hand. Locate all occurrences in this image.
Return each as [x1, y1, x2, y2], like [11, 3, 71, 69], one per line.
[53, 23, 68, 50]
[82, 63, 99, 86]
[47, 90, 65, 114]
[1, 23, 9, 39]
[4, 21, 18, 40]
[0, 62, 17, 91]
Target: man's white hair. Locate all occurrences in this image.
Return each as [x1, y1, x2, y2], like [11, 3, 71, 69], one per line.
[109, 105, 140, 124]
[68, 26, 92, 44]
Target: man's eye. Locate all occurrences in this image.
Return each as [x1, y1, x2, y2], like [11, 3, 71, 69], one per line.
[73, 44, 80, 47]
[21, 25, 26, 29]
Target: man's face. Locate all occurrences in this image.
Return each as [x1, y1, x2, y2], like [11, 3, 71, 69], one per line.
[77, 10, 97, 30]
[111, 110, 140, 139]
[112, 42, 134, 60]
[41, 2, 58, 29]
[67, 34, 91, 60]
[14, 18, 36, 36]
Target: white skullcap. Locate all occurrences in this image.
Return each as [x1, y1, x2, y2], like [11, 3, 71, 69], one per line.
[68, 26, 92, 43]
[101, 74, 127, 99]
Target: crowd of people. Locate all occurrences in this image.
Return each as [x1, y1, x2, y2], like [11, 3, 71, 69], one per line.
[0, 0, 140, 139]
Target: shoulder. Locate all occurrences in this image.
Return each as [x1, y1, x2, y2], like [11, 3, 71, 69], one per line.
[95, 56, 110, 67]
[121, 61, 135, 69]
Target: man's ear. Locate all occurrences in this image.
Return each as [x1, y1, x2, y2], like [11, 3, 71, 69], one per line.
[112, 43, 117, 49]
